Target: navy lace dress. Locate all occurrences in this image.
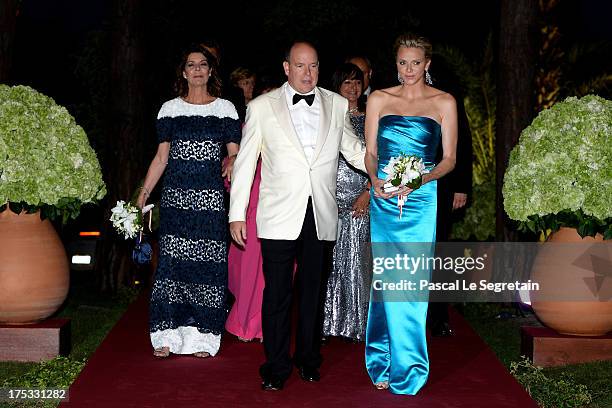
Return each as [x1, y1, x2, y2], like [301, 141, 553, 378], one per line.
[149, 97, 240, 356]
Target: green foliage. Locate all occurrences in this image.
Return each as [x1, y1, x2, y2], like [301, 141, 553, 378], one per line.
[503, 95, 612, 238]
[451, 180, 496, 241]
[0, 85, 107, 223]
[463, 303, 612, 407]
[436, 36, 496, 241]
[510, 356, 593, 408]
[114, 284, 142, 307]
[1, 357, 85, 407]
[563, 42, 612, 100]
[2, 357, 85, 389]
[515, 210, 612, 240]
[461, 303, 522, 366]
[545, 361, 612, 407]
[130, 181, 160, 231]
[435, 37, 496, 185]
[0, 283, 141, 407]
[73, 29, 111, 159]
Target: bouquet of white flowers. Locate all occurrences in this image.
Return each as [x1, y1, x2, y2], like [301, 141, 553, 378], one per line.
[381, 153, 427, 219]
[110, 200, 154, 240]
[382, 153, 426, 194]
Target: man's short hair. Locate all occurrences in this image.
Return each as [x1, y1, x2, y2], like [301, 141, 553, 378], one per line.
[345, 55, 372, 70]
[284, 40, 318, 62]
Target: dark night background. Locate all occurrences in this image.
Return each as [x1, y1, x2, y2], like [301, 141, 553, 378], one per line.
[10, 0, 612, 111]
[2, 3, 612, 401]
[2, 0, 611, 287]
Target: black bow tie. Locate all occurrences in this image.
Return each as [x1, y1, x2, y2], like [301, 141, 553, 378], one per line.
[292, 93, 315, 106]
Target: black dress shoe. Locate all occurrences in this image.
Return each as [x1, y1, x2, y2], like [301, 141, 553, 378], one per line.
[297, 366, 320, 382]
[261, 377, 284, 391]
[431, 322, 454, 337]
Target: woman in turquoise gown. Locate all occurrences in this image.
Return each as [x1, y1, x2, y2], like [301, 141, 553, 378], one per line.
[364, 33, 458, 395]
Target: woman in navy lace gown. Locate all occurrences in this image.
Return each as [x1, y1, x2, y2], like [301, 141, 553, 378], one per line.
[137, 45, 241, 358]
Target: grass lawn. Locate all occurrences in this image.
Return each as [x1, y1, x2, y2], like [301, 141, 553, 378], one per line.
[0, 275, 139, 405]
[463, 303, 612, 408]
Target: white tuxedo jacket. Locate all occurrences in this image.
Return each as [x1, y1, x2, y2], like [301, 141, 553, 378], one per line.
[229, 84, 366, 241]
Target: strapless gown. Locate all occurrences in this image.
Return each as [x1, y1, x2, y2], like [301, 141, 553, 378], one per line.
[365, 115, 441, 395]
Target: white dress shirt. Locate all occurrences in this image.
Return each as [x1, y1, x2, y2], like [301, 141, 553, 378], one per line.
[284, 83, 320, 163]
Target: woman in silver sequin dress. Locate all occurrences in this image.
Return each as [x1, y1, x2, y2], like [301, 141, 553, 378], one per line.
[322, 63, 372, 341]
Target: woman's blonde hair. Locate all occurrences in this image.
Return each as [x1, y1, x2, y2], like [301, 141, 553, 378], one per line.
[393, 33, 432, 60]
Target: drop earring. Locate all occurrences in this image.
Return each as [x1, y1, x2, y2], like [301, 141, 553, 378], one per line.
[397, 72, 404, 84]
[425, 70, 433, 85]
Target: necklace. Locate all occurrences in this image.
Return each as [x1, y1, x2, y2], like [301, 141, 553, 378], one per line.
[348, 106, 359, 115]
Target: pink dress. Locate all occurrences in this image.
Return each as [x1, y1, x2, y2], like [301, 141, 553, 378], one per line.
[225, 160, 264, 340]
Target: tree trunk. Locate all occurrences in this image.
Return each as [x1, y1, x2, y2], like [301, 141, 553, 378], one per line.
[496, 0, 539, 241]
[95, 0, 147, 291]
[535, 0, 562, 112]
[0, 0, 18, 82]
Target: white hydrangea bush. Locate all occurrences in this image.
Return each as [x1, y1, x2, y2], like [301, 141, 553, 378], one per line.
[503, 95, 611, 238]
[0, 85, 106, 221]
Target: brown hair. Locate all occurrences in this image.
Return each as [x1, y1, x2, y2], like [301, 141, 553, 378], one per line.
[173, 44, 222, 97]
[332, 63, 365, 112]
[393, 33, 432, 60]
[229, 67, 255, 87]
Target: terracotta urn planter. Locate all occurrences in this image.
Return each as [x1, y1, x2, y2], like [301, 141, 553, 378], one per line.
[0, 209, 69, 324]
[530, 227, 612, 336]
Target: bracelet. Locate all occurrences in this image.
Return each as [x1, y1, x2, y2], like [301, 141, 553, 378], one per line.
[228, 154, 237, 159]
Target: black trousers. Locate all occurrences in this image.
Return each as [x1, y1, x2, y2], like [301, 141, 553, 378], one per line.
[428, 188, 468, 327]
[428, 188, 454, 328]
[259, 199, 326, 381]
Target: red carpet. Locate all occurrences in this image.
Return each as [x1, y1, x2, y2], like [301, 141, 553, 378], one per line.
[62, 295, 536, 407]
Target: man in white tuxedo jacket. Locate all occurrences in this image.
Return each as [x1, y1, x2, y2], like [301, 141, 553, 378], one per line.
[229, 41, 366, 391]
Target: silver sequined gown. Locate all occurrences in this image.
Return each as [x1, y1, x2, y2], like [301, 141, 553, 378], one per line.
[323, 113, 371, 341]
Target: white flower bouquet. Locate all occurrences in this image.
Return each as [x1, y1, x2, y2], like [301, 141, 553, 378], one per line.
[382, 153, 426, 194]
[110, 201, 154, 240]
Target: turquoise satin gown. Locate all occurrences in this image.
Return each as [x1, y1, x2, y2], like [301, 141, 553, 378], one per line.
[366, 115, 441, 395]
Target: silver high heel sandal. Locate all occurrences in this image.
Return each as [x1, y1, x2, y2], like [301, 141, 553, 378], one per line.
[374, 381, 389, 390]
[153, 347, 170, 358]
